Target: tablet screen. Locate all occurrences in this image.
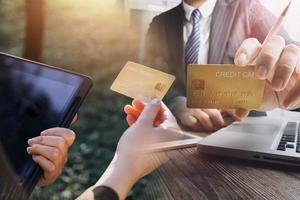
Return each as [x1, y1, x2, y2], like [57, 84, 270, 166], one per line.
[0, 54, 83, 181]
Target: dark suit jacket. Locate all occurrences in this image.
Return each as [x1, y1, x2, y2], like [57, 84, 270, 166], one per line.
[144, 0, 299, 102]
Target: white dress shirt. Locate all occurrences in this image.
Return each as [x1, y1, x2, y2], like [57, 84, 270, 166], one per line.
[183, 0, 217, 64]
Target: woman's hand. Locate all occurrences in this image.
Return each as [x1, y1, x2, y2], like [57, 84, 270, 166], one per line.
[77, 99, 183, 200]
[124, 99, 164, 126]
[117, 98, 183, 182]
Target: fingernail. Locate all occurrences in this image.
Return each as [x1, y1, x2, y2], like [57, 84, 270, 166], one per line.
[238, 53, 247, 66]
[40, 131, 46, 136]
[150, 98, 160, 106]
[27, 147, 32, 154]
[28, 139, 33, 145]
[256, 66, 268, 78]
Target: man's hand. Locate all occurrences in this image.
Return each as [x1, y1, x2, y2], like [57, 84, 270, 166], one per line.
[170, 97, 249, 131]
[27, 128, 76, 187]
[235, 36, 300, 110]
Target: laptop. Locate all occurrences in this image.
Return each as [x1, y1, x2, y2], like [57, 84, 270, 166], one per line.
[198, 111, 300, 166]
[0, 52, 93, 197]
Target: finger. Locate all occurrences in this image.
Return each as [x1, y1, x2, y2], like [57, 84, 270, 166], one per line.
[202, 109, 225, 128]
[132, 99, 146, 111]
[180, 113, 198, 128]
[271, 44, 300, 91]
[27, 144, 61, 164]
[124, 105, 141, 119]
[28, 136, 68, 154]
[235, 38, 262, 66]
[136, 98, 162, 126]
[124, 105, 132, 114]
[126, 101, 163, 125]
[37, 178, 47, 187]
[192, 109, 214, 130]
[222, 108, 249, 121]
[40, 128, 76, 147]
[154, 108, 165, 126]
[32, 155, 55, 173]
[234, 109, 250, 120]
[126, 115, 137, 126]
[161, 102, 172, 115]
[37, 178, 46, 187]
[255, 35, 285, 79]
[283, 69, 300, 108]
[71, 114, 78, 125]
[159, 102, 179, 129]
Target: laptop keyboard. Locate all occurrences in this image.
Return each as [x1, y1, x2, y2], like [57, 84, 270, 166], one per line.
[277, 122, 300, 152]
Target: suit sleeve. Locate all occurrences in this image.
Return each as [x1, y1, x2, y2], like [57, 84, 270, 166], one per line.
[144, 16, 169, 72]
[144, 17, 159, 65]
[144, 16, 185, 105]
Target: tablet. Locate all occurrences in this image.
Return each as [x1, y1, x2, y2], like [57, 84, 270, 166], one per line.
[0, 143, 27, 200]
[0, 52, 93, 195]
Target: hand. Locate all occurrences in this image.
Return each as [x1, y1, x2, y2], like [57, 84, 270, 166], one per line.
[124, 99, 164, 126]
[71, 114, 78, 124]
[121, 98, 183, 153]
[235, 36, 300, 110]
[170, 97, 248, 131]
[27, 128, 76, 187]
[77, 99, 183, 200]
[124, 98, 225, 131]
[221, 108, 250, 122]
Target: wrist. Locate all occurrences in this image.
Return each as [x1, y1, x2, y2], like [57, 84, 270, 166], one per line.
[94, 154, 140, 200]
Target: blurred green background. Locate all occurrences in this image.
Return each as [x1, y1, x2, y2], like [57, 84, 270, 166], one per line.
[0, 0, 149, 199]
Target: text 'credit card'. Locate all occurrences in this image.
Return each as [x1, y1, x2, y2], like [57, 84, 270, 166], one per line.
[187, 64, 266, 109]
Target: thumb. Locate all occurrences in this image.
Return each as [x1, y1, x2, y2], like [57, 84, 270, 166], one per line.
[136, 98, 162, 126]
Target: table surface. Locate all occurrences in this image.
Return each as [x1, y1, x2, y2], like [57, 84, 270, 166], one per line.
[144, 111, 300, 200]
[145, 146, 300, 200]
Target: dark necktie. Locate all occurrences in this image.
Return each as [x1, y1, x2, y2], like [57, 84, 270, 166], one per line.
[185, 9, 202, 65]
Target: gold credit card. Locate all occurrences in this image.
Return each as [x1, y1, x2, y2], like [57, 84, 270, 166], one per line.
[187, 64, 266, 109]
[110, 61, 175, 101]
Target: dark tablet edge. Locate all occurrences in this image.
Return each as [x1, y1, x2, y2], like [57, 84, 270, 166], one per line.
[0, 52, 93, 198]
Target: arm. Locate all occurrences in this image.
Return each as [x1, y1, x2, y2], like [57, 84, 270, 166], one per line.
[76, 155, 138, 200]
[144, 17, 168, 71]
[77, 99, 183, 200]
[144, 15, 187, 105]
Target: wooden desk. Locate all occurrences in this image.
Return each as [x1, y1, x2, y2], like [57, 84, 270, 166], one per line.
[145, 147, 300, 200]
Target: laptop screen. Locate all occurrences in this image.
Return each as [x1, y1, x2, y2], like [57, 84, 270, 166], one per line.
[0, 54, 82, 181]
